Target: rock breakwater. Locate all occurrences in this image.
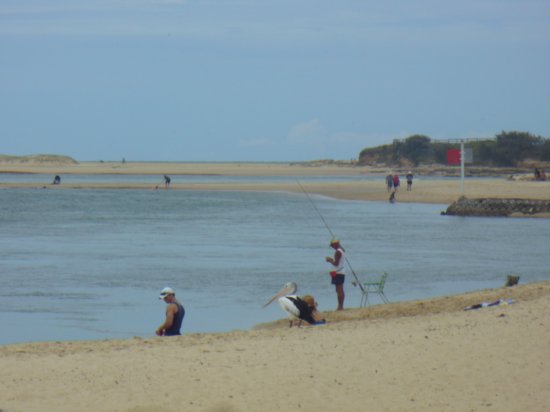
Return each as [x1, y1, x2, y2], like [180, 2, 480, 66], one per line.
[444, 197, 550, 217]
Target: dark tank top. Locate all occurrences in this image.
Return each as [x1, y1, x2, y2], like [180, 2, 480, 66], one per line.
[164, 302, 185, 336]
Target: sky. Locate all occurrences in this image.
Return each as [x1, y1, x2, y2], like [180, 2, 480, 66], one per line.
[1, 0, 549, 162]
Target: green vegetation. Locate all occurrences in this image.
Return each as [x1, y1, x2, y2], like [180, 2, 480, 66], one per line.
[0, 154, 78, 164]
[358, 131, 550, 167]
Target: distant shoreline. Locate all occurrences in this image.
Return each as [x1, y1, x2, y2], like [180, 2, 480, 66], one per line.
[1, 161, 549, 207]
[0, 159, 544, 177]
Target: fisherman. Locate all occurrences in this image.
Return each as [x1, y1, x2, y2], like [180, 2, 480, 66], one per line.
[156, 287, 185, 336]
[325, 239, 346, 310]
[163, 175, 171, 188]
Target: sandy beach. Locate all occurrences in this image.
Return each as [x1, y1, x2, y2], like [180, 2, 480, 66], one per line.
[1, 161, 550, 205]
[1, 161, 549, 411]
[1, 281, 549, 412]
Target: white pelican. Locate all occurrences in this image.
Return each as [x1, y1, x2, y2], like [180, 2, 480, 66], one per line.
[263, 282, 318, 327]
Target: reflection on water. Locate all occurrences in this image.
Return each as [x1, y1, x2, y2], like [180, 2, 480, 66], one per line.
[0, 187, 548, 344]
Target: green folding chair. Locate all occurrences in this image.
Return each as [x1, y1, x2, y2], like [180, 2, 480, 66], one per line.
[360, 272, 389, 306]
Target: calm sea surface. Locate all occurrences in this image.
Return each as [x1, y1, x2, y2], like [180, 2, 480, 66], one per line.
[1, 176, 549, 345]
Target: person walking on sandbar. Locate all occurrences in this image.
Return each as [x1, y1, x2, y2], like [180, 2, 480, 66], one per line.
[406, 171, 414, 191]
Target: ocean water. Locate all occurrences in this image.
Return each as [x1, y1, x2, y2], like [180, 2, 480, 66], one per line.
[1, 183, 549, 345]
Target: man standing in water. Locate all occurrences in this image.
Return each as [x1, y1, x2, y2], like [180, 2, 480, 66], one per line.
[325, 239, 346, 310]
[156, 287, 185, 336]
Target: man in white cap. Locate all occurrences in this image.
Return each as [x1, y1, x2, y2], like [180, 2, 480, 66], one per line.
[156, 287, 185, 336]
[325, 239, 346, 310]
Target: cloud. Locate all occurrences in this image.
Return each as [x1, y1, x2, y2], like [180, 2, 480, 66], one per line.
[238, 138, 273, 148]
[0, 0, 187, 13]
[287, 119, 327, 143]
[0, 0, 189, 36]
[1, 0, 547, 48]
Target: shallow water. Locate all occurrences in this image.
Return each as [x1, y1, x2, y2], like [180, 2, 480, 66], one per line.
[0, 185, 548, 344]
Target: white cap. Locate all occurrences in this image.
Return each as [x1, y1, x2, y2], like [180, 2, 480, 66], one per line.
[159, 287, 175, 299]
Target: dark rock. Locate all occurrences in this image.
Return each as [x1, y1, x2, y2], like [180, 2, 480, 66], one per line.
[444, 198, 550, 217]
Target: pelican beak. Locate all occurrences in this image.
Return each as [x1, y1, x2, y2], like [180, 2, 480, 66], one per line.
[263, 284, 294, 308]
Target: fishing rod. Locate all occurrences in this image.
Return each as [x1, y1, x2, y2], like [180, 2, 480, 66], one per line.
[296, 180, 365, 293]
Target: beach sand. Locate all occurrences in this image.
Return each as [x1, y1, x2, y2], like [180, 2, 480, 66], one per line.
[1, 281, 549, 412]
[1, 162, 549, 411]
[1, 161, 550, 205]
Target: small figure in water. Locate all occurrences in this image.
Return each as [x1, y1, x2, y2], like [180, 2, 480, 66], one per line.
[52, 175, 61, 185]
[164, 175, 171, 188]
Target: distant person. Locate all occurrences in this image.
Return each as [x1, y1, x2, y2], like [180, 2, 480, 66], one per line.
[534, 168, 541, 180]
[156, 287, 185, 336]
[163, 175, 171, 188]
[52, 175, 61, 185]
[392, 174, 400, 192]
[386, 174, 393, 192]
[406, 171, 413, 191]
[325, 238, 346, 311]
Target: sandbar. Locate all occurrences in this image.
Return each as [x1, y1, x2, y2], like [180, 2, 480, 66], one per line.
[1, 161, 549, 205]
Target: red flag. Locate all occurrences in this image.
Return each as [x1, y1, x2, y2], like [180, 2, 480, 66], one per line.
[447, 149, 461, 165]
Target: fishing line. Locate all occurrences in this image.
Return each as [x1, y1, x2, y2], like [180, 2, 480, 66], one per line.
[296, 180, 365, 293]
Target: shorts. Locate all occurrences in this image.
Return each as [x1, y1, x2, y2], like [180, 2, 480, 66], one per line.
[331, 274, 345, 285]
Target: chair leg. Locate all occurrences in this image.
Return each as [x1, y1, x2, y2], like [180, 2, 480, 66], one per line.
[361, 292, 369, 307]
[380, 292, 389, 303]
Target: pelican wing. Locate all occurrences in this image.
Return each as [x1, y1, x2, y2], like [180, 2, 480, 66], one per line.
[284, 296, 315, 324]
[278, 296, 301, 319]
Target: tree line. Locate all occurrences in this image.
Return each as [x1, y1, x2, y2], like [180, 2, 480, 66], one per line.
[358, 131, 550, 167]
